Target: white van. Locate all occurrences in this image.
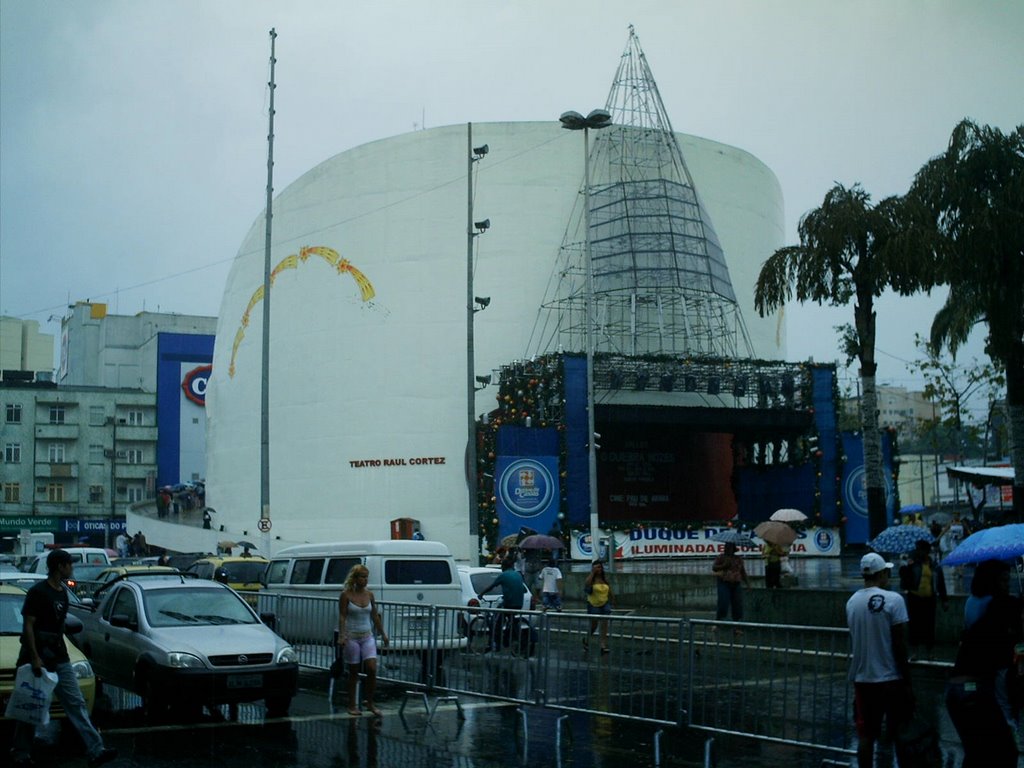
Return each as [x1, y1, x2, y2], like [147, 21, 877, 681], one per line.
[23, 547, 111, 574]
[259, 540, 464, 650]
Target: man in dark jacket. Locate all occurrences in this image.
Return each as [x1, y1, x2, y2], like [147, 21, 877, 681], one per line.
[899, 538, 948, 659]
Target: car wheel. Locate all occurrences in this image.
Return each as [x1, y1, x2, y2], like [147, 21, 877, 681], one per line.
[265, 694, 292, 718]
[467, 616, 491, 653]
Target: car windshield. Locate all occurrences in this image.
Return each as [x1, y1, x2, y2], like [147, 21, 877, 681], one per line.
[0, 593, 25, 635]
[143, 587, 258, 627]
[221, 562, 267, 583]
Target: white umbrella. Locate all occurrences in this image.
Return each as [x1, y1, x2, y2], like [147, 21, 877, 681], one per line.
[770, 508, 808, 523]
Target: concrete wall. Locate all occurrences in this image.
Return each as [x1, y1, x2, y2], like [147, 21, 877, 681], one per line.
[562, 570, 967, 646]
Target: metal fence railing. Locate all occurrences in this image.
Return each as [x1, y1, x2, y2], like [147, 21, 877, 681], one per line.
[686, 619, 854, 755]
[254, 593, 857, 757]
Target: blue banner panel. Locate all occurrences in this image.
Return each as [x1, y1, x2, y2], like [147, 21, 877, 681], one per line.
[495, 456, 561, 540]
[156, 332, 214, 488]
[841, 430, 896, 544]
[812, 367, 841, 524]
[496, 426, 559, 456]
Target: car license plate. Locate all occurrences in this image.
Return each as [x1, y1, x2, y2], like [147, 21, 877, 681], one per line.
[406, 617, 430, 632]
[227, 673, 262, 689]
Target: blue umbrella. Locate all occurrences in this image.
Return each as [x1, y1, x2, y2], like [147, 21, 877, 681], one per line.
[899, 503, 926, 515]
[868, 525, 934, 555]
[942, 524, 1024, 566]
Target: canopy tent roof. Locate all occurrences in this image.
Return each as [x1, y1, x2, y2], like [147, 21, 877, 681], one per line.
[946, 465, 1015, 486]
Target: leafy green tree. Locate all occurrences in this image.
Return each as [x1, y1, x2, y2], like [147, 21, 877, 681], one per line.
[908, 333, 1004, 462]
[906, 120, 1024, 519]
[755, 184, 917, 538]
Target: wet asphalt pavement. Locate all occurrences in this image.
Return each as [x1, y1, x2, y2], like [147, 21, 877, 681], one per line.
[8, 663, 993, 768]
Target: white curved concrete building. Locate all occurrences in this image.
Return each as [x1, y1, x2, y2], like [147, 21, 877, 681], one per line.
[205, 122, 784, 561]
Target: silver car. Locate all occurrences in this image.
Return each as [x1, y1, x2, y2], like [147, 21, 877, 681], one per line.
[73, 574, 297, 718]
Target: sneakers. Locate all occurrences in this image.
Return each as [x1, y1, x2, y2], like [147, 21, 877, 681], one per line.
[89, 748, 118, 768]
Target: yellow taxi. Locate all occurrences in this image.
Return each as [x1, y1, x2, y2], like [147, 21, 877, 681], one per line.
[0, 583, 97, 721]
[185, 556, 268, 592]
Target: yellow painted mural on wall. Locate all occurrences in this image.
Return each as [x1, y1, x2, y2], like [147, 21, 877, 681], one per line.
[229, 246, 376, 377]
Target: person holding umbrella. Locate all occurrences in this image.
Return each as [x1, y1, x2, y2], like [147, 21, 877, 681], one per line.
[945, 558, 1023, 767]
[763, 541, 788, 589]
[755, 520, 798, 590]
[899, 538, 948, 660]
[711, 542, 749, 628]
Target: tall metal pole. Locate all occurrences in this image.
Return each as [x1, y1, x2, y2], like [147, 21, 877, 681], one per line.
[260, 29, 276, 556]
[109, 415, 117, 549]
[582, 126, 602, 564]
[561, 108, 611, 563]
[466, 123, 479, 546]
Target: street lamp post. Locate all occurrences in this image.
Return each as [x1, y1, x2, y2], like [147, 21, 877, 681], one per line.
[106, 415, 120, 550]
[559, 108, 612, 563]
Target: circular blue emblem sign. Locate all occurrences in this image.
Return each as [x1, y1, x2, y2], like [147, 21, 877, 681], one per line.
[814, 528, 836, 553]
[498, 459, 554, 518]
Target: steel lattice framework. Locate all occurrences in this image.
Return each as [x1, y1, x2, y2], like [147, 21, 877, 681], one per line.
[537, 26, 754, 360]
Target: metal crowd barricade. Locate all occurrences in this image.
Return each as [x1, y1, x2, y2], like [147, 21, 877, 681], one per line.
[255, 592, 858, 758]
[686, 618, 855, 756]
[539, 610, 685, 725]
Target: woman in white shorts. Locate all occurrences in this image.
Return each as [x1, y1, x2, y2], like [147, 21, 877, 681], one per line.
[338, 564, 389, 716]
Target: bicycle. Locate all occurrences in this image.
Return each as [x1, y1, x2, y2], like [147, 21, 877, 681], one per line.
[467, 597, 537, 657]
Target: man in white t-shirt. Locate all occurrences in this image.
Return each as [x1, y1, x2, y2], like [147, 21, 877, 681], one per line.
[536, 559, 564, 611]
[846, 552, 911, 768]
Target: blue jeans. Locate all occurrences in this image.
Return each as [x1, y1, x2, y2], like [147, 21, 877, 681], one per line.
[715, 580, 743, 621]
[541, 592, 562, 610]
[11, 662, 104, 761]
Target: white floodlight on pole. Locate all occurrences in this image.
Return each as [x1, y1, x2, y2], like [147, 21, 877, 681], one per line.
[560, 108, 612, 563]
[467, 123, 489, 551]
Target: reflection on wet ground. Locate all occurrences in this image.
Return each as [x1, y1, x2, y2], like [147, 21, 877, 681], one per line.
[26, 665, 977, 768]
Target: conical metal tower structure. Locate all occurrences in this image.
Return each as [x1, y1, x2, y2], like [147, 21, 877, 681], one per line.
[536, 26, 753, 360]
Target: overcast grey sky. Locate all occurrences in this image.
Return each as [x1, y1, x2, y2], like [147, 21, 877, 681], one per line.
[1, 0, 1021, 398]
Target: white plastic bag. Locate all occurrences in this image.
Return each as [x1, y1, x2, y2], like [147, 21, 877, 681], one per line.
[4, 664, 58, 726]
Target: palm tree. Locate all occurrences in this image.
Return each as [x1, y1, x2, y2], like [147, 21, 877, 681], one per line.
[907, 120, 1024, 520]
[755, 184, 914, 538]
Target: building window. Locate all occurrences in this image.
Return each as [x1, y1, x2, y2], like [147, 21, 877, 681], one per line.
[3, 483, 19, 503]
[126, 449, 143, 464]
[89, 406, 105, 426]
[5, 403, 22, 424]
[49, 406, 65, 425]
[127, 410, 144, 426]
[89, 485, 104, 503]
[48, 443, 66, 463]
[127, 486, 144, 503]
[4, 443, 21, 463]
[89, 444, 104, 464]
[46, 483, 64, 502]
